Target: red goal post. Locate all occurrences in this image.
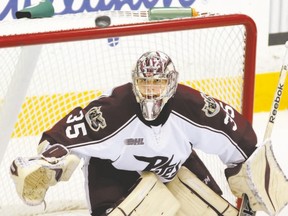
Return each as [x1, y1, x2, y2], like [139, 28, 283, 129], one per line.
[0, 12, 256, 215]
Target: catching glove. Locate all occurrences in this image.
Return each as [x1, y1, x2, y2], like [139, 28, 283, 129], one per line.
[10, 144, 80, 206]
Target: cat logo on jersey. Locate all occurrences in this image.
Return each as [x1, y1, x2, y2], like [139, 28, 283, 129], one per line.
[85, 106, 106, 131]
[200, 92, 220, 117]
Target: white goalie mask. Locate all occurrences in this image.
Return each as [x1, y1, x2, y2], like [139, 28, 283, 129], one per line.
[132, 51, 179, 121]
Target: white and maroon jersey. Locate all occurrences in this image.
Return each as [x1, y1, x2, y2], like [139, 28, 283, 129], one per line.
[39, 83, 257, 182]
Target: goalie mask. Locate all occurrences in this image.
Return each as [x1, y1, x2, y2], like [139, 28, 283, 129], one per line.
[132, 51, 179, 121]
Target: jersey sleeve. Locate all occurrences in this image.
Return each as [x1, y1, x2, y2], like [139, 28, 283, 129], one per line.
[173, 84, 258, 166]
[38, 83, 138, 159]
[39, 106, 93, 147]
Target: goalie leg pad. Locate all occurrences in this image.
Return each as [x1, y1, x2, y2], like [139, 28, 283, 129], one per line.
[227, 140, 288, 215]
[107, 172, 180, 216]
[167, 166, 238, 216]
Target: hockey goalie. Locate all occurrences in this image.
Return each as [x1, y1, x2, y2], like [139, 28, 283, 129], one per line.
[10, 51, 288, 216]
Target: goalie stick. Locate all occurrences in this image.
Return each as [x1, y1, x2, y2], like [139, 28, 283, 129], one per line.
[238, 194, 256, 216]
[263, 41, 288, 141]
[237, 41, 288, 216]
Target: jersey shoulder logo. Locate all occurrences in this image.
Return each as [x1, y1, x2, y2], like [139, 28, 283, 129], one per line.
[85, 106, 107, 131]
[200, 92, 220, 117]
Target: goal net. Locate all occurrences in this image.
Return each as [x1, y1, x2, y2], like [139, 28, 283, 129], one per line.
[0, 10, 256, 216]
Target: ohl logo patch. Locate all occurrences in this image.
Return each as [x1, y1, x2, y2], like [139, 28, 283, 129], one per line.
[108, 37, 120, 47]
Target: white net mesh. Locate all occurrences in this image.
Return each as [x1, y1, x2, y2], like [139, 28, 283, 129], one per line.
[0, 11, 256, 215]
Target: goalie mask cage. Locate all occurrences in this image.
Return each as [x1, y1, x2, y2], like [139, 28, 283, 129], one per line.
[0, 11, 256, 216]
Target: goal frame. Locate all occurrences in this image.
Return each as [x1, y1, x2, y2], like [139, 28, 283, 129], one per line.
[0, 13, 257, 214]
[0, 14, 256, 124]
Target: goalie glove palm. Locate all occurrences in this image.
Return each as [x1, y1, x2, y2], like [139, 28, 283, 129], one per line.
[10, 144, 80, 206]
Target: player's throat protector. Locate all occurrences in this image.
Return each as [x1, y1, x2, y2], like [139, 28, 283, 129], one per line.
[132, 51, 179, 121]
